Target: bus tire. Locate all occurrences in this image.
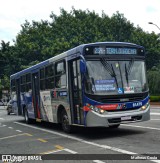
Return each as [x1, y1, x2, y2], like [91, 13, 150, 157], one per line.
[24, 109, 32, 124]
[109, 124, 120, 129]
[61, 110, 72, 133]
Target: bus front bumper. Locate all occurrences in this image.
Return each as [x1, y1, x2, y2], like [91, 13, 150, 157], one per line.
[85, 105, 150, 127]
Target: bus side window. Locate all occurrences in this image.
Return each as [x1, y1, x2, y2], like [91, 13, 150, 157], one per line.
[40, 68, 46, 90]
[55, 61, 66, 88]
[45, 64, 55, 89]
[20, 75, 26, 93]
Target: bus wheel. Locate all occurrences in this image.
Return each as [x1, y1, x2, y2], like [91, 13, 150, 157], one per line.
[24, 109, 32, 124]
[109, 124, 120, 129]
[61, 110, 72, 133]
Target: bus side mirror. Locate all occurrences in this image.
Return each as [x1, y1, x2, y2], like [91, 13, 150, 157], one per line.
[80, 59, 86, 73]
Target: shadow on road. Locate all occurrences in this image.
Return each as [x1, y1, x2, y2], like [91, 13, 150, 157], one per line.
[16, 119, 147, 140]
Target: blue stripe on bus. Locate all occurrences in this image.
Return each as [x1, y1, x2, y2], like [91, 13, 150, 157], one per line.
[84, 95, 149, 109]
[83, 95, 149, 126]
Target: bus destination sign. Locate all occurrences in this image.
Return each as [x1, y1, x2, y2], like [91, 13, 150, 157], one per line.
[94, 47, 137, 55]
[106, 47, 137, 55]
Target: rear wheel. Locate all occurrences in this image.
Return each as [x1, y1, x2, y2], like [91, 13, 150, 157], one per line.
[61, 110, 72, 133]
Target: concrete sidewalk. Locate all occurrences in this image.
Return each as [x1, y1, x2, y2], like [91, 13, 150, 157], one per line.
[0, 106, 7, 110]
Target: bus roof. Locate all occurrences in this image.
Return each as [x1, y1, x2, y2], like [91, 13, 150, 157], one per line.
[10, 42, 143, 79]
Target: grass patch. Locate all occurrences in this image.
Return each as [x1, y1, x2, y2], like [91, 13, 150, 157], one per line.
[150, 96, 160, 102]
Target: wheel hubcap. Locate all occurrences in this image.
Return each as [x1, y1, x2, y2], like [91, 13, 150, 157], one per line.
[62, 115, 69, 130]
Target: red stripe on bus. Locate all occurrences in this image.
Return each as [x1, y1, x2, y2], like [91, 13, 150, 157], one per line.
[36, 102, 40, 118]
[96, 104, 118, 110]
[83, 106, 91, 111]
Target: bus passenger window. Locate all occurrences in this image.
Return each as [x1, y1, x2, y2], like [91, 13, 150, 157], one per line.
[46, 77, 54, 89]
[45, 64, 54, 77]
[44, 64, 55, 90]
[40, 68, 45, 90]
[40, 80, 45, 90]
[55, 61, 66, 88]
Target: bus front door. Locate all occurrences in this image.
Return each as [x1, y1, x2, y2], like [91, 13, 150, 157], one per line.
[32, 73, 41, 120]
[68, 59, 84, 125]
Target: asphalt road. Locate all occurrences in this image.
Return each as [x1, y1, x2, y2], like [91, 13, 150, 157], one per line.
[0, 105, 160, 163]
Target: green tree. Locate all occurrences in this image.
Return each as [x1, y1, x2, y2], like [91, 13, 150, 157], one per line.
[0, 8, 160, 95]
[130, 27, 160, 69]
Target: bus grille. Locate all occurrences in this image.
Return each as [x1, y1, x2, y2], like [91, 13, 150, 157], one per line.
[99, 94, 147, 103]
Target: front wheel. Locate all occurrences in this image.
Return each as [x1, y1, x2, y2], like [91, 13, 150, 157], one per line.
[61, 110, 72, 133]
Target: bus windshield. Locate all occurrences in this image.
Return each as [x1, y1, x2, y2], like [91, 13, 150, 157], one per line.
[85, 59, 148, 95]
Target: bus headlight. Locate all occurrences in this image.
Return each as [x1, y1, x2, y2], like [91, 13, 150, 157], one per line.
[140, 102, 150, 110]
[99, 109, 105, 114]
[89, 105, 105, 114]
[94, 106, 105, 114]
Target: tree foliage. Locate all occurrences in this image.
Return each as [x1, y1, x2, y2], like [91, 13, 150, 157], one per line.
[0, 8, 160, 95]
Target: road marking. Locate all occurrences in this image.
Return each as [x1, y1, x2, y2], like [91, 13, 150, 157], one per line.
[55, 145, 64, 150]
[0, 132, 33, 140]
[0, 124, 6, 127]
[25, 133, 33, 136]
[16, 130, 22, 132]
[55, 145, 77, 154]
[14, 122, 159, 163]
[0, 133, 27, 140]
[40, 145, 77, 155]
[93, 160, 106, 163]
[122, 124, 160, 131]
[8, 127, 13, 129]
[0, 123, 4, 127]
[40, 149, 63, 154]
[0, 118, 4, 120]
[151, 113, 160, 115]
[63, 148, 77, 154]
[38, 138, 48, 143]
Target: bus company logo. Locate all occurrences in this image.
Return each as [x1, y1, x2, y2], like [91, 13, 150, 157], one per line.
[2, 155, 12, 162]
[133, 102, 142, 107]
[122, 104, 127, 109]
[117, 104, 127, 109]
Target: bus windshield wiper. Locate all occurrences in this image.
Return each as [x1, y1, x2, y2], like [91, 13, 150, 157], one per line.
[125, 59, 134, 86]
[101, 58, 118, 88]
[101, 58, 115, 77]
[125, 63, 129, 86]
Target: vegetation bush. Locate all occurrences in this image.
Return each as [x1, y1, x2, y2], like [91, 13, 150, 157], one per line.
[150, 96, 160, 102]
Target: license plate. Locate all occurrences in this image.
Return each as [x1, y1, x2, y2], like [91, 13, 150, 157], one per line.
[121, 116, 131, 121]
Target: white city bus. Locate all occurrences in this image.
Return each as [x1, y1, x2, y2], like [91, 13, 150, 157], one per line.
[10, 42, 150, 132]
